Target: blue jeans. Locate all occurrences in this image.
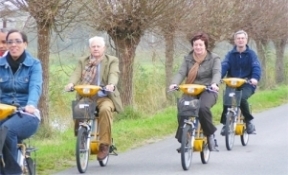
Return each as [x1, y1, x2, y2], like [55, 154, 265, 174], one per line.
[0, 113, 39, 175]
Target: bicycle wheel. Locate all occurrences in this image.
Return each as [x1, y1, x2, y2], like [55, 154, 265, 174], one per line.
[180, 124, 193, 170]
[200, 142, 210, 164]
[225, 112, 235, 150]
[25, 157, 36, 175]
[76, 127, 89, 173]
[241, 127, 249, 146]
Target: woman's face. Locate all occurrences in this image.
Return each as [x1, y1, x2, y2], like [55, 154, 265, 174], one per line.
[7, 32, 27, 59]
[192, 39, 206, 55]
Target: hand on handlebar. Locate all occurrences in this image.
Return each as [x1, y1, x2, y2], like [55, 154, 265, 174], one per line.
[169, 84, 178, 90]
[64, 83, 74, 92]
[210, 83, 219, 91]
[24, 105, 36, 114]
[250, 78, 258, 86]
[105, 84, 115, 92]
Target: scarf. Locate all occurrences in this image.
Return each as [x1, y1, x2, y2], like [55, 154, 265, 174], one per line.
[186, 51, 207, 84]
[81, 56, 103, 85]
[7, 51, 26, 74]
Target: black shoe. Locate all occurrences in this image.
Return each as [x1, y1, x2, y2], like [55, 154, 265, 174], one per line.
[208, 135, 219, 152]
[220, 125, 225, 136]
[176, 147, 181, 153]
[246, 120, 256, 134]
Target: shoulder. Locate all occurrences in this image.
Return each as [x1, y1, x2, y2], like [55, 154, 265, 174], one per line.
[23, 51, 41, 66]
[209, 52, 220, 60]
[78, 55, 89, 62]
[105, 54, 119, 61]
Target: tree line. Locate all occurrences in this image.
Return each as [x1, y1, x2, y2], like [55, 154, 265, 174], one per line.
[0, 0, 287, 126]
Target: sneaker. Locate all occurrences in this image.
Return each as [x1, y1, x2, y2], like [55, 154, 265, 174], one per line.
[246, 120, 256, 134]
[220, 125, 226, 136]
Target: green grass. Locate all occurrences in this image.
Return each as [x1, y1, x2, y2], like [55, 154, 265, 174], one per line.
[31, 85, 288, 175]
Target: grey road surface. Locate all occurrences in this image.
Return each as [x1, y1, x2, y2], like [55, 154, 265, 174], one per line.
[54, 104, 288, 175]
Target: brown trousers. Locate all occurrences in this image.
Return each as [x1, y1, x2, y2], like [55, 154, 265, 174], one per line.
[74, 97, 115, 145]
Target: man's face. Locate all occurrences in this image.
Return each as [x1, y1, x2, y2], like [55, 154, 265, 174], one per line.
[234, 33, 248, 48]
[89, 40, 105, 58]
[0, 32, 7, 56]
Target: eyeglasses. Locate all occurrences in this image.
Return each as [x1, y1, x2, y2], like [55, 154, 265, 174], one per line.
[7, 40, 23, 45]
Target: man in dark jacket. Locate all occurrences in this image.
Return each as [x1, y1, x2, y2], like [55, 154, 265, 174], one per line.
[220, 30, 261, 134]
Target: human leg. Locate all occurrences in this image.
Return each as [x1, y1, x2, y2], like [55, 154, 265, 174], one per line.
[198, 91, 218, 151]
[240, 86, 255, 134]
[96, 97, 115, 160]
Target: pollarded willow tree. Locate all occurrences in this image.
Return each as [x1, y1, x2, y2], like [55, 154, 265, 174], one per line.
[236, 0, 287, 88]
[84, 0, 192, 106]
[6, 0, 86, 125]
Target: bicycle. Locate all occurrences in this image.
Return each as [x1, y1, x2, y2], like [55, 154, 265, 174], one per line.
[222, 77, 252, 150]
[0, 103, 37, 175]
[171, 84, 217, 170]
[70, 85, 117, 173]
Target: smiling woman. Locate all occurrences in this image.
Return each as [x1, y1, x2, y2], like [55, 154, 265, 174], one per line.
[0, 29, 43, 174]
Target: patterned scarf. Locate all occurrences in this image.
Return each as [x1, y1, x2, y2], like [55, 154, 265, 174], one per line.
[81, 56, 102, 85]
[186, 51, 207, 84]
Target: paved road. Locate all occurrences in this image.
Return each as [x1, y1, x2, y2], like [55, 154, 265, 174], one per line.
[55, 104, 288, 175]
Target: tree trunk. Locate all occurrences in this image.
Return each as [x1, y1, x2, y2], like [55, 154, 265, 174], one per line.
[255, 39, 268, 89]
[274, 38, 286, 84]
[108, 33, 141, 106]
[164, 32, 175, 102]
[37, 24, 51, 125]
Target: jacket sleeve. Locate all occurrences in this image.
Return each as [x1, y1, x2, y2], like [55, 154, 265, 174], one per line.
[107, 56, 120, 85]
[171, 57, 188, 85]
[27, 60, 43, 107]
[221, 52, 230, 78]
[250, 51, 261, 81]
[69, 59, 83, 85]
[211, 56, 221, 85]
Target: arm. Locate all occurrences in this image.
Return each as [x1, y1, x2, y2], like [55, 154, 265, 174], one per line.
[27, 60, 43, 107]
[171, 57, 188, 85]
[250, 51, 261, 81]
[69, 59, 83, 85]
[221, 53, 230, 78]
[107, 57, 120, 86]
[211, 56, 221, 85]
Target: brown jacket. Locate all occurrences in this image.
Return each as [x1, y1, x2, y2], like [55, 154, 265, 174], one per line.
[172, 51, 221, 85]
[69, 54, 123, 113]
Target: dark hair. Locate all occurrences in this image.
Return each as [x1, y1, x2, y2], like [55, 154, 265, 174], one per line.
[190, 32, 209, 49]
[6, 29, 28, 43]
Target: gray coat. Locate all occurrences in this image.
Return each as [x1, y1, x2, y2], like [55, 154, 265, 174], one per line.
[171, 51, 221, 86]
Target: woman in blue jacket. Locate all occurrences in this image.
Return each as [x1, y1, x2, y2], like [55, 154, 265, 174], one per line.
[0, 29, 42, 174]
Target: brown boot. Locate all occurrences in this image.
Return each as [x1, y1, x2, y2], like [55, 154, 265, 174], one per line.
[97, 144, 109, 161]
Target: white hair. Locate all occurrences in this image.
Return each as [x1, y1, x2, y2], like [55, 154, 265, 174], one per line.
[89, 36, 105, 47]
[234, 30, 248, 39]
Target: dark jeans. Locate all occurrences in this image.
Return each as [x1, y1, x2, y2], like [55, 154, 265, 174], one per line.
[0, 113, 39, 175]
[221, 85, 254, 124]
[176, 91, 218, 142]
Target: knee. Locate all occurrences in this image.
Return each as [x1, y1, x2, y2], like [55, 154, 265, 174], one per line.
[99, 105, 112, 114]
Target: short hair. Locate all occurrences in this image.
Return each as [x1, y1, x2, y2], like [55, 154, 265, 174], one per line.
[190, 31, 209, 49]
[6, 29, 28, 43]
[234, 30, 248, 39]
[89, 36, 105, 47]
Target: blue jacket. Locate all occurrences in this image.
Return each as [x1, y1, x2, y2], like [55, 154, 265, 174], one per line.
[0, 51, 43, 107]
[221, 45, 261, 89]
